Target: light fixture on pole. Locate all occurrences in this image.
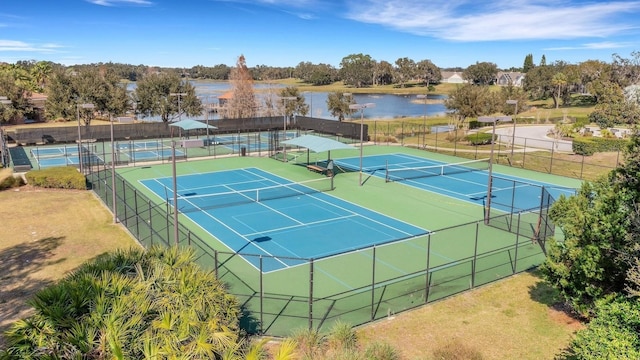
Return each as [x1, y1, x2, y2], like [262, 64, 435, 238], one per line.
[417, 94, 428, 148]
[506, 99, 518, 159]
[478, 115, 512, 224]
[76, 103, 95, 174]
[281, 96, 296, 162]
[349, 102, 376, 186]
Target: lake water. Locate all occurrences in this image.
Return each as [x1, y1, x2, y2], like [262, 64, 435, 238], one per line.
[127, 81, 447, 121]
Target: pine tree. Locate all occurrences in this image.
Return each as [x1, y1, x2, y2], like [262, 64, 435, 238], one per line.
[523, 54, 534, 73]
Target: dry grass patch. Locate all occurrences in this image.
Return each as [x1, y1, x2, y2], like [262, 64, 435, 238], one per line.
[356, 272, 583, 360]
[0, 187, 139, 347]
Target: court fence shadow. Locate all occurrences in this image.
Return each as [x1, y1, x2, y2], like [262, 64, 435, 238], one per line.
[87, 164, 561, 337]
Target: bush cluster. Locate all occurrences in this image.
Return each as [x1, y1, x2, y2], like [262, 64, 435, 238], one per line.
[466, 132, 494, 145]
[572, 136, 628, 156]
[24, 166, 87, 189]
[0, 174, 25, 190]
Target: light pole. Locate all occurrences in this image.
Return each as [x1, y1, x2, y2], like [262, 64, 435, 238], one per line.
[0, 97, 11, 167]
[76, 103, 95, 174]
[506, 99, 518, 158]
[478, 116, 512, 224]
[109, 113, 117, 224]
[281, 96, 296, 162]
[417, 94, 428, 148]
[349, 102, 376, 186]
[171, 140, 179, 246]
[170, 92, 187, 122]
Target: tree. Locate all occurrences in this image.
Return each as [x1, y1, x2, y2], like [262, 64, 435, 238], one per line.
[523, 65, 555, 101]
[339, 53, 375, 88]
[523, 54, 535, 73]
[416, 59, 441, 88]
[551, 72, 568, 109]
[326, 92, 354, 121]
[393, 57, 416, 88]
[444, 84, 497, 123]
[541, 133, 640, 316]
[462, 62, 498, 85]
[373, 60, 394, 86]
[134, 72, 201, 123]
[611, 51, 640, 88]
[279, 87, 309, 116]
[540, 54, 547, 66]
[0, 67, 30, 124]
[44, 68, 75, 121]
[225, 54, 257, 119]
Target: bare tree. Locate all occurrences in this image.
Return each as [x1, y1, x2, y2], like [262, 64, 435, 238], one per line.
[223, 55, 257, 119]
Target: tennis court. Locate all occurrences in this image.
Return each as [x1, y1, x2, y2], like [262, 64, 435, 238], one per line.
[335, 153, 576, 213]
[140, 167, 427, 272]
[30, 144, 103, 168]
[116, 140, 184, 161]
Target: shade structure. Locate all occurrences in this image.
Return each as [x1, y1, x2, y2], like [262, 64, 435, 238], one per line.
[282, 134, 355, 164]
[169, 119, 217, 130]
[282, 134, 354, 153]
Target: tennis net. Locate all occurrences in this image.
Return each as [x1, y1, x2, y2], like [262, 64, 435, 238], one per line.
[168, 176, 334, 213]
[385, 158, 490, 182]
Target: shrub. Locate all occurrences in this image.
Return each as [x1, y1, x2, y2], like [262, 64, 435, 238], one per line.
[0, 173, 25, 190]
[24, 166, 87, 189]
[572, 137, 628, 156]
[466, 132, 494, 145]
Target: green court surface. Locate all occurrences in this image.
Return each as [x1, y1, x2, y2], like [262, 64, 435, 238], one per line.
[105, 144, 581, 336]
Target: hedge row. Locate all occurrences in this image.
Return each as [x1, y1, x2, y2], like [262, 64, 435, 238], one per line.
[25, 166, 87, 189]
[572, 136, 629, 156]
[466, 133, 494, 145]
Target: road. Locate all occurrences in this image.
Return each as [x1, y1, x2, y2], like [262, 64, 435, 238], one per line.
[493, 125, 573, 152]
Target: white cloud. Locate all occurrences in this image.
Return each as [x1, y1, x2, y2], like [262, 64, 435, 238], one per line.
[345, 0, 640, 42]
[545, 41, 635, 51]
[0, 40, 63, 53]
[87, 0, 153, 6]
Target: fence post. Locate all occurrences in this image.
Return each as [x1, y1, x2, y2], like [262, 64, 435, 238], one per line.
[513, 212, 521, 273]
[371, 246, 377, 320]
[522, 138, 527, 168]
[309, 259, 314, 330]
[549, 143, 554, 174]
[259, 256, 264, 335]
[425, 234, 431, 303]
[472, 222, 479, 288]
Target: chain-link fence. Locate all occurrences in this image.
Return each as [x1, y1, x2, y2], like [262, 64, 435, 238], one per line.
[88, 162, 560, 336]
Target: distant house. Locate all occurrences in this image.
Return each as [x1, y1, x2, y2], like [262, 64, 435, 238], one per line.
[496, 72, 525, 87]
[440, 71, 465, 84]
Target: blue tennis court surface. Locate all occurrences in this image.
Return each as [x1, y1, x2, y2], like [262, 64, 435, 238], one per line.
[116, 141, 184, 161]
[141, 168, 426, 272]
[31, 145, 103, 168]
[335, 153, 576, 213]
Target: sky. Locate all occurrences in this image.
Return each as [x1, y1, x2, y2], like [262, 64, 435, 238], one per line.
[1, 0, 640, 70]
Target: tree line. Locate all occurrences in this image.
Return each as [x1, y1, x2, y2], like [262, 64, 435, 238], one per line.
[1, 51, 639, 129]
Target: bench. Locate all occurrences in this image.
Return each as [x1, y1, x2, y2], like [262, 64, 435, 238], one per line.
[307, 164, 332, 176]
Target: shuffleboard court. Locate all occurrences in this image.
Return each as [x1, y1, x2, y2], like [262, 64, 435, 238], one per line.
[140, 167, 427, 272]
[335, 153, 576, 213]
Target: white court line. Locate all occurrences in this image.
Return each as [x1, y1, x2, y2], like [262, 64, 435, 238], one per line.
[242, 213, 360, 238]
